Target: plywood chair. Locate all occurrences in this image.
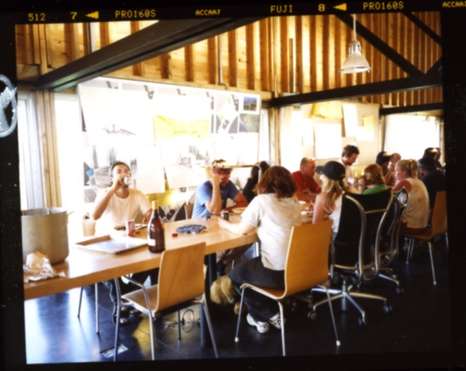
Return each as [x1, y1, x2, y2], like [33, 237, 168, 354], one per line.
[113, 242, 218, 361]
[404, 191, 447, 286]
[233, 220, 340, 356]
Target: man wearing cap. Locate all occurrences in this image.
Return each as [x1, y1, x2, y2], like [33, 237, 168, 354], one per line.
[192, 159, 247, 219]
[292, 157, 321, 203]
[339, 144, 360, 186]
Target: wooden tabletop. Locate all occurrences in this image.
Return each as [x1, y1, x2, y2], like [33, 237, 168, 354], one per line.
[24, 216, 257, 300]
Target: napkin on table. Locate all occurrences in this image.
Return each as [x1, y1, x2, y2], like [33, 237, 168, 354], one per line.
[23, 251, 66, 283]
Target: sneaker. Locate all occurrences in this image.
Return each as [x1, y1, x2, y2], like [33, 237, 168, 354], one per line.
[246, 314, 270, 334]
[268, 313, 284, 330]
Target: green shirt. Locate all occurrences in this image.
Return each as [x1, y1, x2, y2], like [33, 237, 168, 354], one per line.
[363, 184, 388, 195]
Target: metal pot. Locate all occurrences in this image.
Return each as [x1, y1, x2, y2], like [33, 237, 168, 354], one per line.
[21, 208, 69, 264]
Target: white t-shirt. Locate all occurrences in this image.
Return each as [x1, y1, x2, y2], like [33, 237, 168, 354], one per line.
[241, 193, 302, 270]
[96, 188, 150, 227]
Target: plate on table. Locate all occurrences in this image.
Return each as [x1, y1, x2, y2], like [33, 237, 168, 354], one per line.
[231, 207, 246, 215]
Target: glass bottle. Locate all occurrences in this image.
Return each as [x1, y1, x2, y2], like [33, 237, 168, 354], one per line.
[147, 200, 165, 253]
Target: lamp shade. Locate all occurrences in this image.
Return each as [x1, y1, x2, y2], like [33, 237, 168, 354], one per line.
[341, 40, 371, 74]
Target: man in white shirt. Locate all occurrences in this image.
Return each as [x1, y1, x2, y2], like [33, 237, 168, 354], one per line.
[92, 161, 155, 324]
[93, 161, 151, 226]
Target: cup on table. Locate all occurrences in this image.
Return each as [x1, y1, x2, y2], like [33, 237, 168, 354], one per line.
[126, 219, 136, 237]
[82, 218, 96, 237]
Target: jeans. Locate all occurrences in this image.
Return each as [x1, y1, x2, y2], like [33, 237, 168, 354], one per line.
[229, 257, 284, 322]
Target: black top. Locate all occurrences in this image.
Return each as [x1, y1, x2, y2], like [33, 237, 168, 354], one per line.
[242, 178, 257, 203]
[421, 170, 446, 208]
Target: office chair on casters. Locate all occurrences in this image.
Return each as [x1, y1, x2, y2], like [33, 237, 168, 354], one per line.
[310, 190, 393, 326]
[113, 242, 219, 361]
[234, 220, 340, 357]
[403, 191, 447, 286]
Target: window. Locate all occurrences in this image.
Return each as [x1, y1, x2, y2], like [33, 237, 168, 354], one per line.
[384, 114, 441, 159]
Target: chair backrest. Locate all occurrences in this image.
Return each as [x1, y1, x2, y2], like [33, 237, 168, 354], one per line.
[283, 220, 332, 297]
[334, 189, 392, 275]
[431, 191, 447, 236]
[155, 243, 206, 312]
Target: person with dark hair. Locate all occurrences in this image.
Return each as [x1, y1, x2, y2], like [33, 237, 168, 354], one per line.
[313, 161, 348, 234]
[418, 156, 446, 208]
[93, 161, 152, 226]
[340, 144, 360, 185]
[92, 161, 155, 325]
[218, 166, 301, 334]
[361, 164, 388, 195]
[423, 147, 443, 170]
[292, 157, 321, 203]
[192, 159, 247, 219]
[242, 161, 270, 203]
[393, 159, 430, 234]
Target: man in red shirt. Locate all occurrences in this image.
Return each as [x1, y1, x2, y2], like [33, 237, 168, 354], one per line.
[292, 157, 321, 203]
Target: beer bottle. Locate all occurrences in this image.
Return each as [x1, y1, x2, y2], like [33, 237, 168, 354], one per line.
[147, 200, 165, 253]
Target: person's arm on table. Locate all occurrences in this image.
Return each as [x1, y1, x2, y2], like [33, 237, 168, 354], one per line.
[233, 191, 248, 208]
[218, 218, 255, 235]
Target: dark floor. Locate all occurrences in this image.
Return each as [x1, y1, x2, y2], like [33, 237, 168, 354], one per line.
[24, 239, 451, 364]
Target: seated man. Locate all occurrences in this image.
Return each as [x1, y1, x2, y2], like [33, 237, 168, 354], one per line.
[92, 161, 156, 324]
[193, 159, 248, 274]
[418, 156, 446, 209]
[292, 157, 321, 203]
[192, 159, 247, 219]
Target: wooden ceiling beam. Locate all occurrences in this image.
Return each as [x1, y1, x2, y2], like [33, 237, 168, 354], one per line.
[267, 72, 441, 108]
[28, 17, 260, 91]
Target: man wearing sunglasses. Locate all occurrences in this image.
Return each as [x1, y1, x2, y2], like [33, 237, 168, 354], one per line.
[192, 159, 247, 219]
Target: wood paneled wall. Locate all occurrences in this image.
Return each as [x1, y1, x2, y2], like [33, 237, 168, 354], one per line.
[15, 13, 442, 107]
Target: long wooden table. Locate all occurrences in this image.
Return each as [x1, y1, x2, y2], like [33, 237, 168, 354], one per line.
[24, 216, 257, 300]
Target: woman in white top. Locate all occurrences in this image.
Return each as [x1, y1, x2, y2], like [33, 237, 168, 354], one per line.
[218, 166, 301, 334]
[393, 159, 430, 233]
[313, 161, 348, 235]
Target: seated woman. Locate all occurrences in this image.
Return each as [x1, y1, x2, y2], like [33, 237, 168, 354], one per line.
[242, 161, 270, 203]
[218, 166, 301, 334]
[312, 161, 348, 235]
[361, 164, 388, 195]
[393, 159, 430, 234]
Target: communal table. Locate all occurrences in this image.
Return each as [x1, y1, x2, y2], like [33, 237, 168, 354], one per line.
[23, 216, 257, 359]
[24, 216, 256, 300]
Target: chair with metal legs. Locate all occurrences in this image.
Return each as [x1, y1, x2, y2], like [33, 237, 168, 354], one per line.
[77, 283, 100, 334]
[113, 242, 219, 361]
[310, 190, 393, 325]
[403, 191, 447, 286]
[234, 220, 340, 356]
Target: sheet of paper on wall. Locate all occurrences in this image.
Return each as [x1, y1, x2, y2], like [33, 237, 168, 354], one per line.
[313, 120, 343, 159]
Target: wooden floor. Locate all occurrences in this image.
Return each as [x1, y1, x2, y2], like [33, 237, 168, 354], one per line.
[24, 238, 451, 365]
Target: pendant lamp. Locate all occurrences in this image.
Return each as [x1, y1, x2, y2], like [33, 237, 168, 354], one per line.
[341, 14, 371, 74]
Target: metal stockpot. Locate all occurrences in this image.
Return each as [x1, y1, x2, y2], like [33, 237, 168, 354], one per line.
[21, 208, 69, 264]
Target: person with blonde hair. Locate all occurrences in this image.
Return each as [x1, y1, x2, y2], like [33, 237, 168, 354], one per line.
[393, 159, 430, 233]
[361, 164, 388, 195]
[313, 161, 348, 234]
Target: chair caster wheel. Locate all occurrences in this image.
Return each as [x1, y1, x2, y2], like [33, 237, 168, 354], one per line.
[307, 311, 317, 320]
[383, 302, 392, 313]
[357, 316, 367, 326]
[234, 337, 239, 343]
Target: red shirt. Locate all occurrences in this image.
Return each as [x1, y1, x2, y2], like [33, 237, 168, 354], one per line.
[292, 171, 321, 194]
